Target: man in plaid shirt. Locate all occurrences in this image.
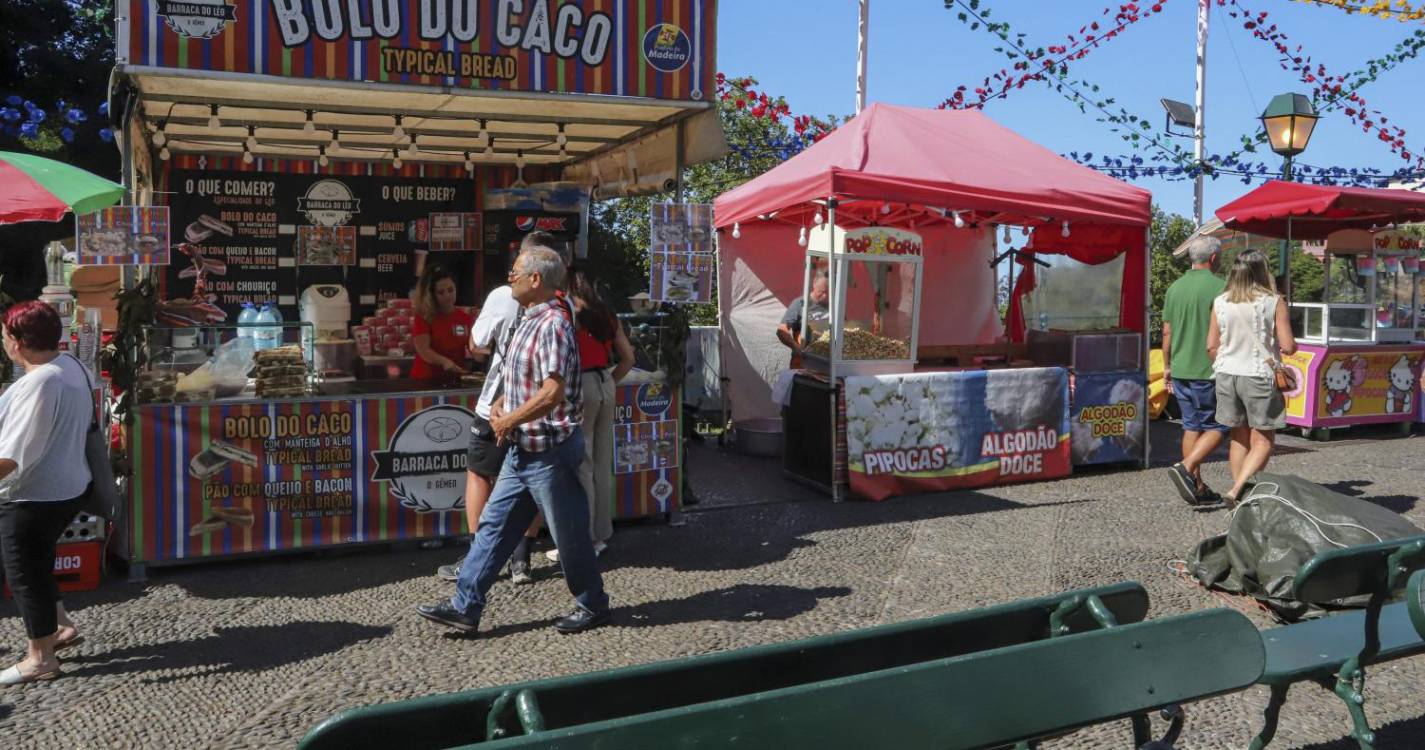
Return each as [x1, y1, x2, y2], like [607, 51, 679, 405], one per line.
[419, 246, 610, 635]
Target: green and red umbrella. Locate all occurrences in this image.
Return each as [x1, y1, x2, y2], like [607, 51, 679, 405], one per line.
[0, 151, 124, 224]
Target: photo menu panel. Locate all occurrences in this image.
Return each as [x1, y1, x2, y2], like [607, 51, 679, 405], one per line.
[165, 170, 476, 325]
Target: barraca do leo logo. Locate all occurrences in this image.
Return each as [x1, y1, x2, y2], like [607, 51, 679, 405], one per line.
[370, 405, 476, 513]
[642, 23, 691, 73]
[154, 0, 237, 40]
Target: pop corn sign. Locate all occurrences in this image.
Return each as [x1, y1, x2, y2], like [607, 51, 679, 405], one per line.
[844, 227, 922, 257]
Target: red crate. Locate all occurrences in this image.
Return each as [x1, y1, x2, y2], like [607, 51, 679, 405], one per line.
[2, 541, 102, 598]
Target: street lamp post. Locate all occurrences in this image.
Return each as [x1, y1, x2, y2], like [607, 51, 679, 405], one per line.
[1260, 93, 1319, 295]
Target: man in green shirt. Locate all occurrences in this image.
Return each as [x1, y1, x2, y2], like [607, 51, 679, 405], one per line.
[1162, 237, 1227, 505]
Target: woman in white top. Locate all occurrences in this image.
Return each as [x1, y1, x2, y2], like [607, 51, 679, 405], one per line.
[0, 301, 94, 685]
[1205, 251, 1297, 505]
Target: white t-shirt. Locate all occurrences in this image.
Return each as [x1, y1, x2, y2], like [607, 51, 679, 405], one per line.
[471, 285, 521, 420]
[0, 355, 93, 502]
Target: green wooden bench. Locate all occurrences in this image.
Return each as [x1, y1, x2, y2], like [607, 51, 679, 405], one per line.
[301, 583, 1166, 750]
[1410, 569, 1425, 641]
[1248, 535, 1425, 750]
[304, 605, 1261, 750]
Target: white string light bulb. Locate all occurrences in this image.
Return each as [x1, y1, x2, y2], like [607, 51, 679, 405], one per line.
[881, 203, 891, 215]
[798, 226, 808, 246]
[953, 211, 965, 229]
[303, 110, 315, 134]
[1003, 224, 1012, 243]
[484, 136, 495, 158]
[318, 146, 328, 167]
[152, 126, 166, 147]
[516, 150, 525, 168]
[814, 209, 824, 225]
[464, 152, 474, 172]
[556, 124, 568, 147]
[207, 105, 220, 129]
[1061, 220, 1071, 238]
[245, 126, 257, 151]
[159, 146, 171, 161]
[392, 149, 403, 169]
[241, 148, 253, 165]
[732, 222, 741, 239]
[393, 115, 405, 141]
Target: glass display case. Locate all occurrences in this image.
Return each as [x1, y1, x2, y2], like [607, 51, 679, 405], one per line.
[1290, 228, 1423, 343]
[140, 323, 314, 403]
[801, 225, 924, 377]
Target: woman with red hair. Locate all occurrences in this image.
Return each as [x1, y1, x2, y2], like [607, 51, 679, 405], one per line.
[0, 301, 93, 685]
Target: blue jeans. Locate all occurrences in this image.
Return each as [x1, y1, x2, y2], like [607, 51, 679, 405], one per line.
[451, 427, 608, 621]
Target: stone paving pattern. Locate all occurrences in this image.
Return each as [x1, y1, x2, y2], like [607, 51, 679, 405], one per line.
[1, 421, 1422, 748]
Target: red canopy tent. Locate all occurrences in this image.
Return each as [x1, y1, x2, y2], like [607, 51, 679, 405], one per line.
[1215, 180, 1425, 239]
[713, 103, 1153, 338]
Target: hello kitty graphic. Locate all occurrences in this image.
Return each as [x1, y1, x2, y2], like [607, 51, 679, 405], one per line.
[1385, 355, 1417, 415]
[1323, 356, 1367, 418]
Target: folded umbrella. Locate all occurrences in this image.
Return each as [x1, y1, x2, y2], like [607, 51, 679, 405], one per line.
[0, 150, 124, 224]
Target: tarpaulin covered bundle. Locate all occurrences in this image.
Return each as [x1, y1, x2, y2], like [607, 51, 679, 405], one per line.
[1190, 473, 1423, 621]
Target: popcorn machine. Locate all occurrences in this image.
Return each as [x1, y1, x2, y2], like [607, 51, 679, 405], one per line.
[800, 224, 924, 378]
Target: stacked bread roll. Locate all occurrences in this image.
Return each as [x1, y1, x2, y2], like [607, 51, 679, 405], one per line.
[253, 345, 308, 397]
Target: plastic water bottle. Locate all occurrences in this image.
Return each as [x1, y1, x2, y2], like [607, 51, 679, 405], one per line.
[253, 303, 279, 351]
[236, 302, 258, 345]
[266, 303, 284, 350]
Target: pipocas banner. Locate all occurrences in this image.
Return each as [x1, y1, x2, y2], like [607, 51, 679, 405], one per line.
[845, 368, 1071, 502]
[122, 0, 717, 101]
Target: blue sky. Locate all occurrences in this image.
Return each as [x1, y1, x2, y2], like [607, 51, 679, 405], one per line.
[715, 0, 1425, 222]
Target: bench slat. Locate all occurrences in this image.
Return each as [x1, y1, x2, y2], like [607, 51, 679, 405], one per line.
[1259, 602, 1422, 685]
[480, 609, 1264, 750]
[300, 583, 1149, 750]
[1293, 535, 1425, 603]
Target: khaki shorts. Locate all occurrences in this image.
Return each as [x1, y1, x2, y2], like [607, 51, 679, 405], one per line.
[1215, 374, 1286, 431]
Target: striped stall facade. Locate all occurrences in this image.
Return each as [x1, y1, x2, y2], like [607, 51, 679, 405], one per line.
[127, 390, 480, 564]
[124, 0, 717, 102]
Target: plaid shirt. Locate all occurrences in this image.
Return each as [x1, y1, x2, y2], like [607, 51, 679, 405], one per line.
[502, 297, 582, 452]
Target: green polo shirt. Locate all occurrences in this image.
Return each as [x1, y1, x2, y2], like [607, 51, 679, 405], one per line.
[1163, 268, 1226, 380]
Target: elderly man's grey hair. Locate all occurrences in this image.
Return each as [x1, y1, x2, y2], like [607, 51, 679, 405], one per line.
[1185, 235, 1221, 264]
[520, 246, 566, 289]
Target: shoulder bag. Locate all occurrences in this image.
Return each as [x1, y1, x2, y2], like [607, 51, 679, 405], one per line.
[67, 354, 123, 521]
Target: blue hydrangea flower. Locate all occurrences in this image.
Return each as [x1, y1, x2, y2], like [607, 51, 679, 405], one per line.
[20, 121, 40, 139]
[98, 127, 114, 142]
[5, 95, 21, 107]
[98, 101, 109, 117]
[66, 108, 86, 124]
[27, 108, 45, 123]
[60, 127, 75, 143]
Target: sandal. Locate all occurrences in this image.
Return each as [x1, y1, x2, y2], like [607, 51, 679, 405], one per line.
[0, 663, 62, 686]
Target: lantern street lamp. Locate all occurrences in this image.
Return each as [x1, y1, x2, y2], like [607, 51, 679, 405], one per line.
[1260, 92, 1319, 286]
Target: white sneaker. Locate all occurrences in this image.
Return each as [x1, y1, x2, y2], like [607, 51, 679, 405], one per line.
[546, 541, 607, 562]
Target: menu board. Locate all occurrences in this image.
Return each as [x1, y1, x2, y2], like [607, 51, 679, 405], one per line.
[165, 170, 476, 323]
[648, 202, 715, 304]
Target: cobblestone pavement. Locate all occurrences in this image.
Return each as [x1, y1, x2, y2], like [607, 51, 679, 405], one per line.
[1, 421, 1422, 749]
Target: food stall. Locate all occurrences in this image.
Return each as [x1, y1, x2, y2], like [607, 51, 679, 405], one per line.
[1214, 182, 1425, 440]
[715, 104, 1151, 502]
[106, 0, 724, 574]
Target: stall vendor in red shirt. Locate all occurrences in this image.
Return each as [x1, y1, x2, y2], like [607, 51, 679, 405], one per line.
[411, 264, 476, 380]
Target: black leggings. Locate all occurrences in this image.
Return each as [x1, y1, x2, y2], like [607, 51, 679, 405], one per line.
[0, 497, 83, 639]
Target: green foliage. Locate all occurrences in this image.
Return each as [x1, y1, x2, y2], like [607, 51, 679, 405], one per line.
[1148, 206, 1195, 345]
[590, 75, 837, 329]
[1148, 205, 1328, 345]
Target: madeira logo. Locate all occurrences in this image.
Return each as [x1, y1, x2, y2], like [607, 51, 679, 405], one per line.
[153, 0, 236, 40]
[642, 23, 691, 74]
